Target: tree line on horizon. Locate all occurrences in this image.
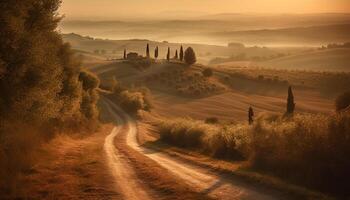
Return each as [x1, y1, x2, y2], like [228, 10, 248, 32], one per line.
[123, 44, 197, 65]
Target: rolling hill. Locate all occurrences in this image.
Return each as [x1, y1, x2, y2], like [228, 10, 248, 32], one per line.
[258, 48, 350, 71]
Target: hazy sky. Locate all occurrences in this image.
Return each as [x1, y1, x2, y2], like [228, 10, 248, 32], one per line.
[60, 0, 350, 20]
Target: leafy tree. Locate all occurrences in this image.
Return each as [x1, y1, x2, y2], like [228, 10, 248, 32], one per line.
[184, 47, 196, 65]
[146, 43, 150, 58]
[335, 91, 350, 111]
[154, 46, 158, 59]
[248, 107, 254, 125]
[180, 45, 184, 61]
[174, 50, 178, 59]
[286, 86, 295, 114]
[167, 47, 170, 61]
[0, 0, 99, 127]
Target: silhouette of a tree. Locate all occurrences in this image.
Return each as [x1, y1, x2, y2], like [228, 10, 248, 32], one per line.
[167, 47, 170, 61]
[154, 46, 158, 59]
[146, 43, 150, 58]
[286, 86, 295, 114]
[184, 47, 196, 65]
[175, 50, 178, 59]
[248, 107, 254, 125]
[180, 45, 184, 61]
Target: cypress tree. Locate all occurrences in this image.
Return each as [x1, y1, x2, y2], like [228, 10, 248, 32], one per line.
[154, 46, 158, 59]
[123, 49, 127, 59]
[175, 50, 178, 59]
[286, 86, 295, 114]
[248, 107, 254, 125]
[146, 43, 150, 58]
[167, 47, 170, 61]
[180, 45, 184, 61]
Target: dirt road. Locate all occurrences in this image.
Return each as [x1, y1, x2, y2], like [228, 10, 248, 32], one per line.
[103, 101, 152, 200]
[104, 98, 286, 200]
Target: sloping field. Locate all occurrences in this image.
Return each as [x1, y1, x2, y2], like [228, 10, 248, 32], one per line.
[91, 60, 334, 122]
[151, 89, 333, 122]
[216, 48, 350, 72]
[259, 48, 350, 71]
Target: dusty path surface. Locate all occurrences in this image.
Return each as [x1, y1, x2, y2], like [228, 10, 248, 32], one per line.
[104, 98, 287, 200]
[103, 102, 152, 200]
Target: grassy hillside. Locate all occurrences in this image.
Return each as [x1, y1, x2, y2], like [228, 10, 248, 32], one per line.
[93, 59, 334, 121]
[258, 48, 350, 71]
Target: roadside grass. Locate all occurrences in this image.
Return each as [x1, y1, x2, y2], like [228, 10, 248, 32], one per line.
[115, 125, 214, 200]
[153, 111, 350, 198]
[1, 124, 120, 200]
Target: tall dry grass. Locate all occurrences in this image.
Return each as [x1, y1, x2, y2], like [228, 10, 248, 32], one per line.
[0, 120, 42, 197]
[158, 118, 250, 160]
[156, 111, 350, 196]
[251, 112, 350, 196]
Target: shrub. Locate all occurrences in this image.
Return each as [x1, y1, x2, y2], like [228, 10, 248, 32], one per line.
[119, 91, 146, 113]
[184, 47, 197, 65]
[250, 112, 350, 196]
[335, 91, 350, 111]
[205, 117, 219, 124]
[202, 68, 213, 77]
[157, 118, 250, 159]
[79, 71, 100, 121]
[109, 86, 152, 114]
[157, 112, 350, 196]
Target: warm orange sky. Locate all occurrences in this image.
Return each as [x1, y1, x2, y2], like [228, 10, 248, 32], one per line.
[60, 0, 350, 20]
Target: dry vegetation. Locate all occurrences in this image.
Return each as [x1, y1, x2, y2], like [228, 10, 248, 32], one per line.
[216, 67, 350, 96]
[155, 109, 350, 197]
[144, 63, 225, 97]
[103, 79, 153, 114]
[0, 1, 100, 196]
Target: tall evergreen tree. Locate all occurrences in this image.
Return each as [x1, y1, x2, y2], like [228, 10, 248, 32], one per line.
[286, 86, 295, 114]
[184, 47, 196, 65]
[154, 46, 159, 59]
[180, 45, 184, 61]
[146, 43, 150, 58]
[167, 47, 170, 61]
[124, 49, 127, 59]
[248, 107, 254, 125]
[175, 50, 178, 59]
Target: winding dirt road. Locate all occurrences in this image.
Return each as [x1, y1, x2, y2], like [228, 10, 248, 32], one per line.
[103, 101, 152, 200]
[103, 98, 285, 200]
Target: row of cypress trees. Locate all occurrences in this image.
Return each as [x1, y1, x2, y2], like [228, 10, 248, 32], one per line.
[124, 44, 197, 65]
